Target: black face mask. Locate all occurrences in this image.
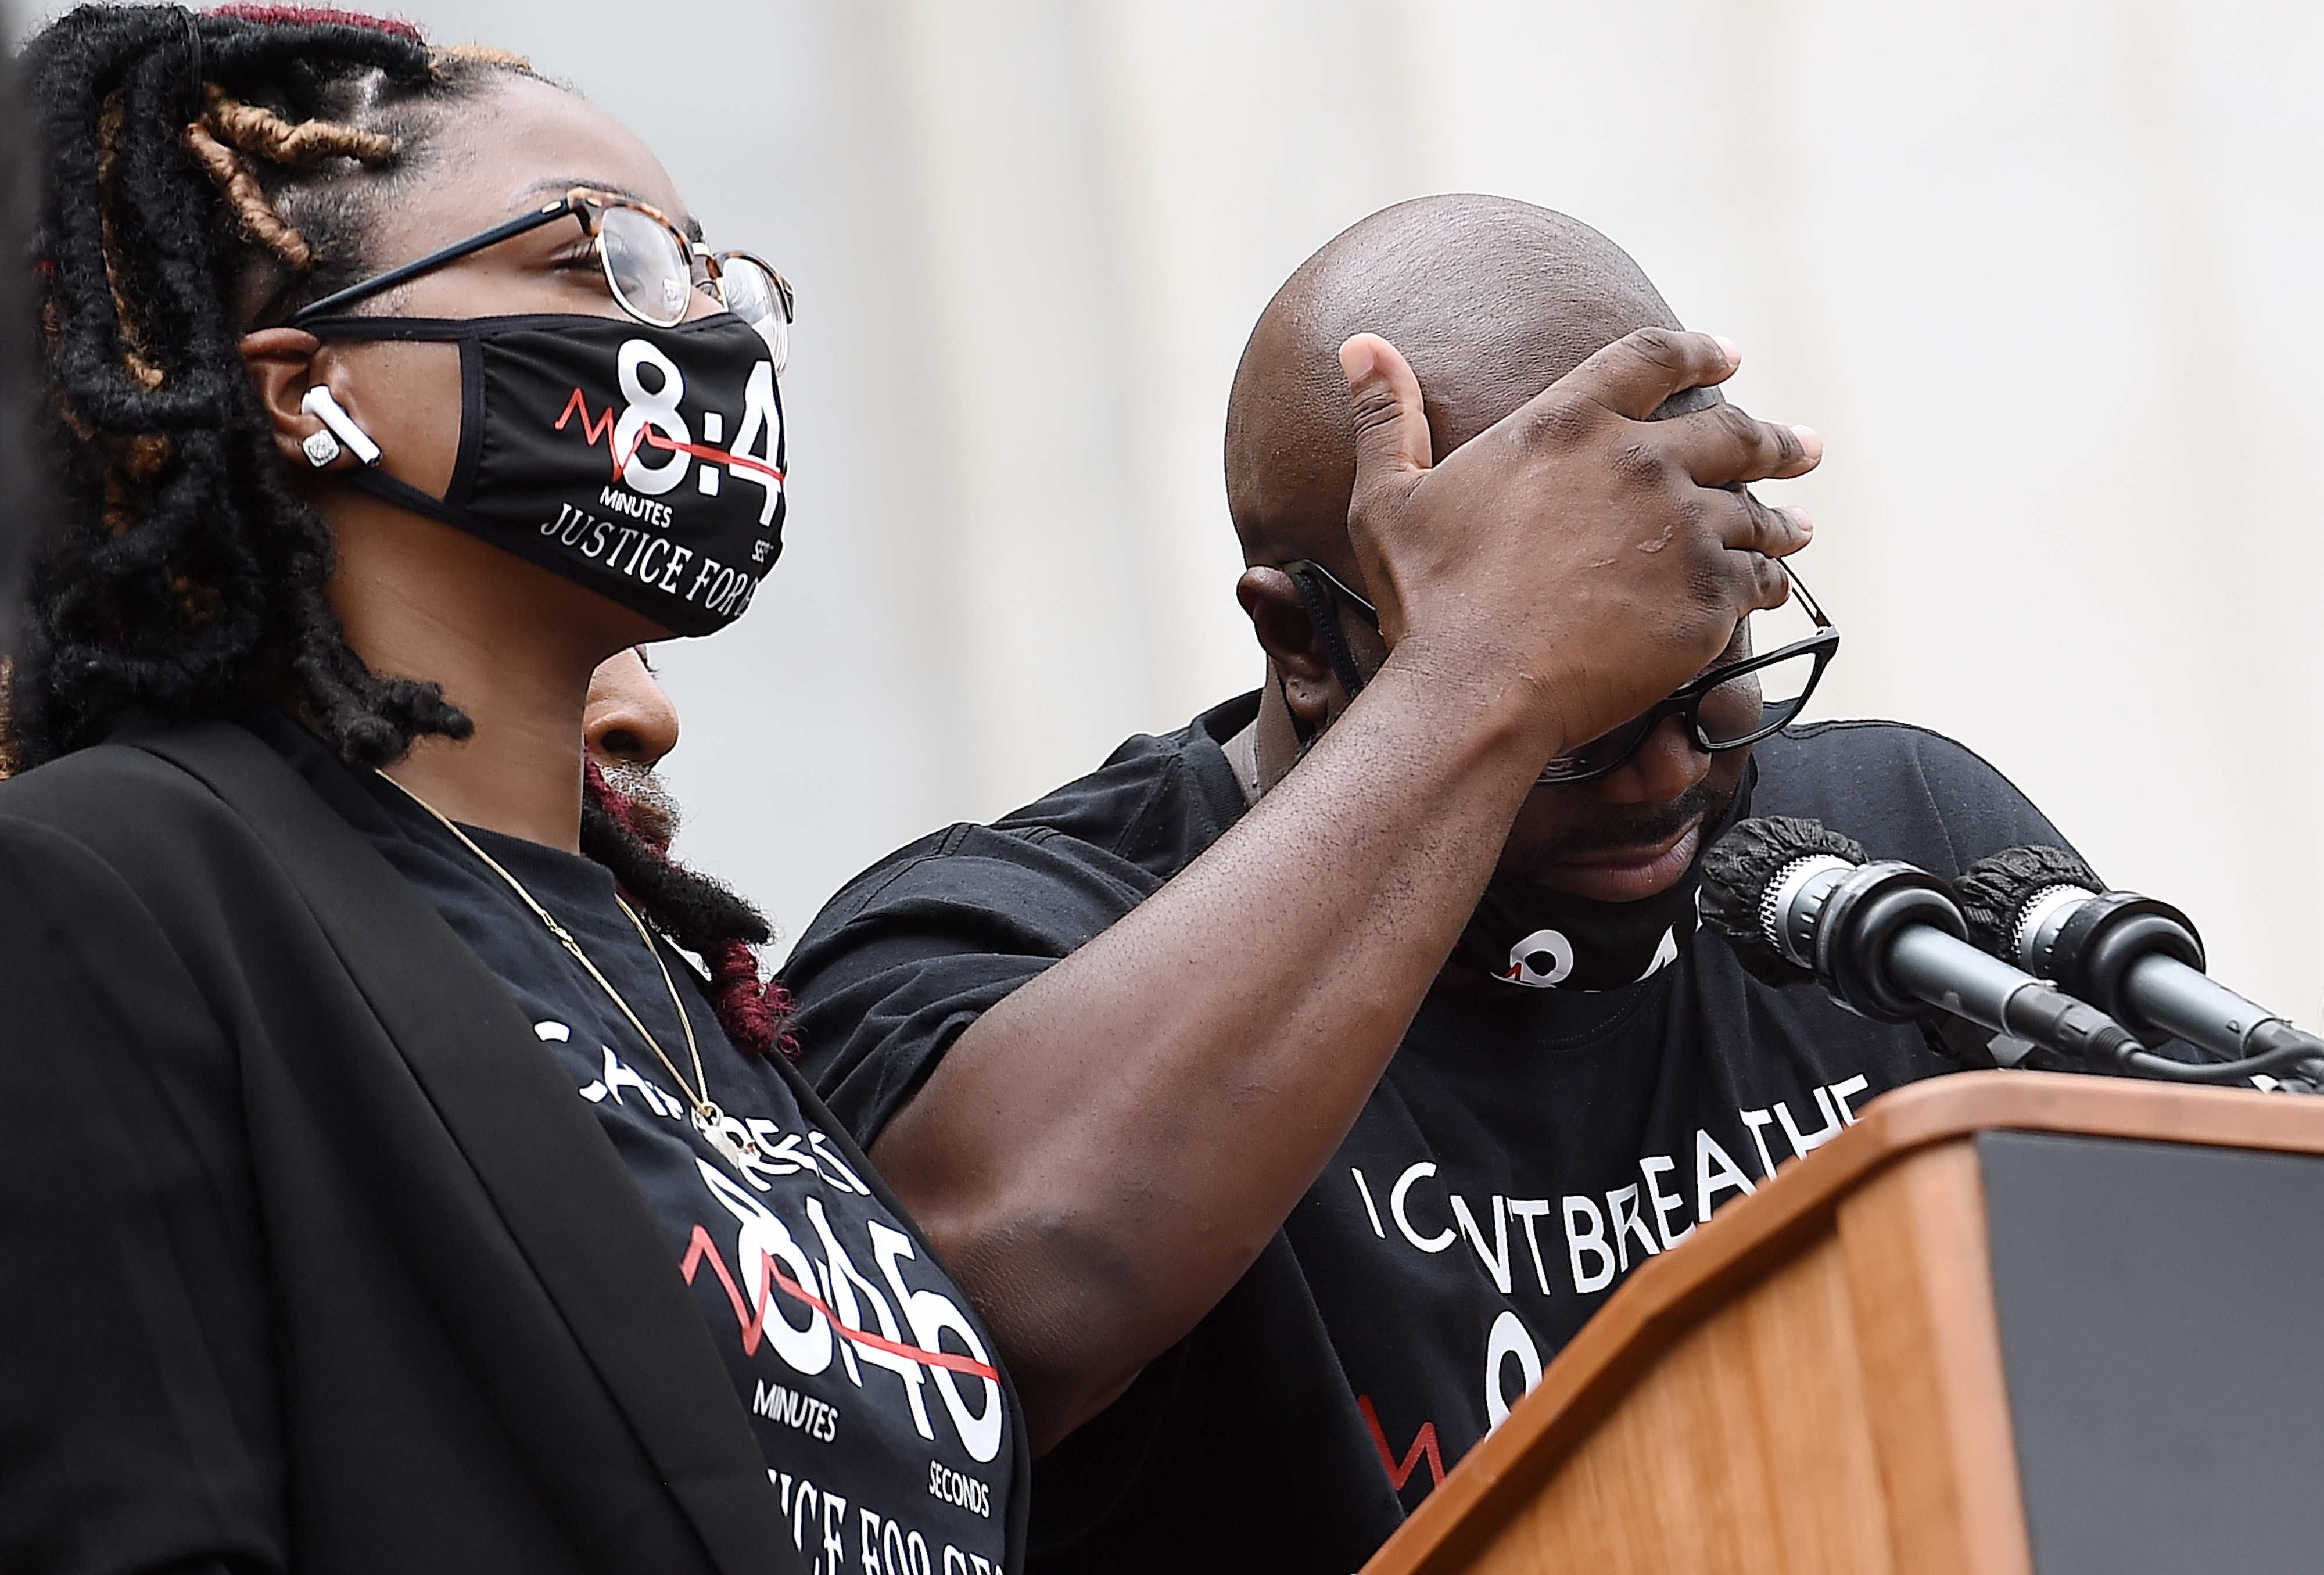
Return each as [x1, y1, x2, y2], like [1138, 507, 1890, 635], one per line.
[1450, 763, 1755, 992]
[300, 312, 786, 637]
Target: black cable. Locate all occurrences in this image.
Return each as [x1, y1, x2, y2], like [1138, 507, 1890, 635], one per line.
[1286, 565, 1370, 701]
[2114, 1032, 2324, 1090]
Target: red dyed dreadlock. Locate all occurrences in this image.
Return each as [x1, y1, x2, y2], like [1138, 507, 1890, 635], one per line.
[583, 760, 797, 1059]
[207, 6, 423, 40]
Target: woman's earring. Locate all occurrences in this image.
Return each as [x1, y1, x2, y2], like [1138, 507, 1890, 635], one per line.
[302, 428, 343, 468]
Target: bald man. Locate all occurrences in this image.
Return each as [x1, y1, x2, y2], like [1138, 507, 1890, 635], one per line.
[785, 198, 2065, 1572]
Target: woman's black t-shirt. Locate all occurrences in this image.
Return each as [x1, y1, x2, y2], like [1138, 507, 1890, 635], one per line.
[259, 712, 1016, 1575]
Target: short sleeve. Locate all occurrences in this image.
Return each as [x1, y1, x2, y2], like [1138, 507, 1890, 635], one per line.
[1751, 721, 2075, 880]
[781, 825, 1162, 1145]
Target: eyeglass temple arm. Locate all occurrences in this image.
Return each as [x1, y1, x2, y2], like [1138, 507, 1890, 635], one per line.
[1774, 558, 1832, 627]
[1286, 553, 1826, 717]
[287, 201, 573, 327]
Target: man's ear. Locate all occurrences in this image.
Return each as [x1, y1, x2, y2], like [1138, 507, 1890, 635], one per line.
[1237, 566, 1340, 731]
[239, 327, 343, 471]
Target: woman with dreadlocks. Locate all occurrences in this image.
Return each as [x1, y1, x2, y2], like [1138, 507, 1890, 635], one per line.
[0, 8, 1024, 1573]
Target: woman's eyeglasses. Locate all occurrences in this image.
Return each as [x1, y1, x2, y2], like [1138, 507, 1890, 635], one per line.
[287, 186, 795, 371]
[1282, 557, 1841, 786]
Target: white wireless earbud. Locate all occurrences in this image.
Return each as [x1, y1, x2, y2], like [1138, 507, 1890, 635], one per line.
[300, 386, 382, 467]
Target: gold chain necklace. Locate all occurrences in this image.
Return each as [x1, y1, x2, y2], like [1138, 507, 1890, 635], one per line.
[379, 772, 765, 1177]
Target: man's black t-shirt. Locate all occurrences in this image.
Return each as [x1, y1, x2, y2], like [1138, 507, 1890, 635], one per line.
[256, 712, 1021, 1575]
[782, 694, 2068, 1574]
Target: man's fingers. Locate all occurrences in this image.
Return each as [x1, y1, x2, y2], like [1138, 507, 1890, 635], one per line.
[1333, 317, 1828, 735]
[1712, 486, 1814, 560]
[1740, 547, 1797, 614]
[1695, 535, 1799, 640]
[1339, 334, 1434, 506]
[1711, 550, 1799, 623]
[1653, 403, 1823, 487]
[1554, 327, 1741, 422]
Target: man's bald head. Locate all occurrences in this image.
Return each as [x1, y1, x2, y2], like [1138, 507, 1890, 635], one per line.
[1225, 195, 1701, 565]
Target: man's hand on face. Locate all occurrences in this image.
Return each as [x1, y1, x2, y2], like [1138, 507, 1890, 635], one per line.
[1336, 328, 1819, 764]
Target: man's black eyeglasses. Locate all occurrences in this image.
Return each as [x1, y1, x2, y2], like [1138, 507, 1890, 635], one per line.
[1282, 557, 1840, 786]
[288, 186, 795, 371]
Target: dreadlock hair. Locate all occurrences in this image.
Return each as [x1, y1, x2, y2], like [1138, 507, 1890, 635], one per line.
[582, 760, 798, 1059]
[15, 5, 540, 771]
[21, 7, 798, 1056]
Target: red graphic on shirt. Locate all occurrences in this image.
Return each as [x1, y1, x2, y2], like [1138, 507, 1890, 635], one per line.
[555, 389, 786, 485]
[1358, 1394, 1446, 1493]
[680, 1225, 998, 1380]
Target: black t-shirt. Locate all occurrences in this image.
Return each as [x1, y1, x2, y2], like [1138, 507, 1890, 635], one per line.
[256, 712, 1020, 1575]
[782, 693, 2070, 1575]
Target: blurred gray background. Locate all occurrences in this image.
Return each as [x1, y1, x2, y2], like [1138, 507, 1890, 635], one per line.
[103, 1, 2324, 1019]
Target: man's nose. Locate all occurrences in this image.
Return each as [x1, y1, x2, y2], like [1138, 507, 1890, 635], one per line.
[1592, 713, 1710, 805]
[584, 648, 682, 770]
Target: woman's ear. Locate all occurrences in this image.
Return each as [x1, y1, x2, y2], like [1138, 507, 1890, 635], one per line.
[239, 327, 351, 471]
[1238, 566, 1342, 733]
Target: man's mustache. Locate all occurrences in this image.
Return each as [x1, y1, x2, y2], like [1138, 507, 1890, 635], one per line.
[601, 758, 682, 852]
[1538, 776, 1734, 863]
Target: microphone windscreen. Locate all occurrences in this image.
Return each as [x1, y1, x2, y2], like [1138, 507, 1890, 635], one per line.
[1954, 844, 2103, 959]
[1699, 815, 1868, 985]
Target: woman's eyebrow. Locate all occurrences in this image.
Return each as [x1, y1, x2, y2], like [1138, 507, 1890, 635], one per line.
[512, 175, 641, 206]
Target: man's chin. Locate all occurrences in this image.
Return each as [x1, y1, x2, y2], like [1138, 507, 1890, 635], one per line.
[1537, 820, 1704, 903]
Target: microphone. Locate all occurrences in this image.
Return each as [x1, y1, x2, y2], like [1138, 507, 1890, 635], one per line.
[1699, 816, 2146, 1071]
[1954, 845, 2324, 1085]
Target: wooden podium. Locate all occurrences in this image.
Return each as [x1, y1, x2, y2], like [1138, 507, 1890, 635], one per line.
[1361, 1072, 2324, 1575]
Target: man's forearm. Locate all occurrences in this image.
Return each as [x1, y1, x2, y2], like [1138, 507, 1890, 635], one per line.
[868, 325, 1816, 1451]
[870, 655, 1554, 1451]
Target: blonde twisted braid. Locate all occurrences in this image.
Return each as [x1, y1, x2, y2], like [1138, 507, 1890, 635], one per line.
[182, 82, 400, 270]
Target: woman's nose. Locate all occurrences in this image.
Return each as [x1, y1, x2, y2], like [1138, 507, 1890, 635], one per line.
[584, 648, 681, 769]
